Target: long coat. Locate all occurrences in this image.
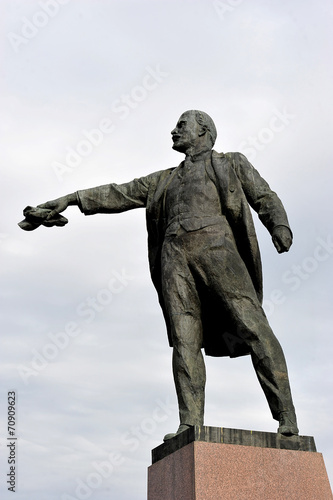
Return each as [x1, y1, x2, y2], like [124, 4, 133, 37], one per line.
[77, 151, 291, 357]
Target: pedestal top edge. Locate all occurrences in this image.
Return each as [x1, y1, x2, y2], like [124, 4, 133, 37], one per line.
[151, 425, 317, 464]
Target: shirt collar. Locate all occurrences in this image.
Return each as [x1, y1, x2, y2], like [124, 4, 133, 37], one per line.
[185, 148, 212, 163]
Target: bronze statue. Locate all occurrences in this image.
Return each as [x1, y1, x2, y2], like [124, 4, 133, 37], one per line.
[20, 110, 299, 440]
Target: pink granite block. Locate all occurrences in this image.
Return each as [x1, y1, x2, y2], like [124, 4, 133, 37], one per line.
[148, 444, 194, 499]
[148, 441, 333, 499]
[194, 442, 332, 499]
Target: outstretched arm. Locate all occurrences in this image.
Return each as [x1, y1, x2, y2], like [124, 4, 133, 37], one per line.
[19, 173, 156, 231]
[37, 174, 151, 218]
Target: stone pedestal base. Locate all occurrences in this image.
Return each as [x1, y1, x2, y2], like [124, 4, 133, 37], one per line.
[147, 426, 332, 500]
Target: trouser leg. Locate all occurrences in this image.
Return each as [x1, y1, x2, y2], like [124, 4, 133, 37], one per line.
[161, 236, 206, 426]
[171, 314, 205, 426]
[228, 298, 298, 433]
[250, 325, 296, 421]
[227, 297, 297, 421]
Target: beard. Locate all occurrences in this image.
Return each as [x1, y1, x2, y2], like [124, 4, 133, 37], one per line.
[171, 136, 195, 153]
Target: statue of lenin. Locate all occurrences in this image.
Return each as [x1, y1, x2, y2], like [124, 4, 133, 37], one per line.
[20, 110, 299, 440]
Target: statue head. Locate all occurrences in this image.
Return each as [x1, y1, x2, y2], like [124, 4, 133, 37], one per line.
[171, 110, 217, 154]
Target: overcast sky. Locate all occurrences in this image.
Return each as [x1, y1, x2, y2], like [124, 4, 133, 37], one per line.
[1, 1, 333, 498]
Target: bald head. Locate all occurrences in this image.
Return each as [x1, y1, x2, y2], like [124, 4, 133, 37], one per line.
[171, 110, 217, 155]
[192, 110, 217, 148]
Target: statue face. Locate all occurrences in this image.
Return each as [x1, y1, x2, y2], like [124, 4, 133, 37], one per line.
[171, 112, 201, 153]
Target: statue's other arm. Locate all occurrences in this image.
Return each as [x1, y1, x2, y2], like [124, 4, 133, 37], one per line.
[229, 152, 293, 253]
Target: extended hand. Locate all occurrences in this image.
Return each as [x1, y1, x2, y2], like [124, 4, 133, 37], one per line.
[272, 226, 293, 253]
[38, 193, 77, 220]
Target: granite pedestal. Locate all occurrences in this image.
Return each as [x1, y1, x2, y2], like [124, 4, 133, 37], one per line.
[147, 426, 332, 500]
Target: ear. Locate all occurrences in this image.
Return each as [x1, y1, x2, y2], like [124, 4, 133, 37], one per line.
[198, 126, 207, 137]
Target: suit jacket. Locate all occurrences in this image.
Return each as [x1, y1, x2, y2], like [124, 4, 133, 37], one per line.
[77, 151, 291, 357]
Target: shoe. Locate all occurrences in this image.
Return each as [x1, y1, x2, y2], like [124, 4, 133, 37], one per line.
[278, 411, 299, 436]
[163, 424, 192, 442]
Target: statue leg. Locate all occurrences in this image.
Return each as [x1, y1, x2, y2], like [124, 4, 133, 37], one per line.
[250, 340, 298, 435]
[226, 296, 299, 435]
[161, 235, 206, 433]
[171, 312, 206, 427]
